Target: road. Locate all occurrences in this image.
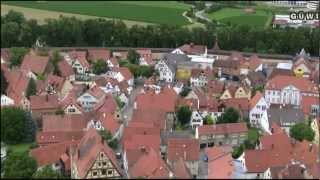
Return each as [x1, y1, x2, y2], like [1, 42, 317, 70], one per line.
[195, 9, 211, 23]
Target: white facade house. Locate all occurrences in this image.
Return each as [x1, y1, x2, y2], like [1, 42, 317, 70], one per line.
[190, 110, 222, 129]
[171, 48, 185, 55]
[190, 73, 208, 87]
[1, 95, 14, 106]
[155, 60, 175, 83]
[265, 85, 301, 106]
[249, 93, 270, 133]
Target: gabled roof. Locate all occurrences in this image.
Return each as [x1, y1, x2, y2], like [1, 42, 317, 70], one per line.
[118, 67, 133, 81]
[6, 70, 30, 104]
[30, 94, 60, 110]
[131, 109, 167, 130]
[267, 105, 305, 126]
[93, 94, 117, 115]
[250, 91, 263, 109]
[100, 113, 120, 136]
[87, 49, 111, 62]
[47, 74, 65, 92]
[167, 138, 199, 162]
[122, 126, 160, 146]
[20, 51, 50, 75]
[129, 147, 171, 178]
[206, 146, 234, 179]
[222, 98, 250, 111]
[36, 131, 84, 145]
[42, 114, 87, 132]
[136, 86, 177, 112]
[30, 140, 78, 167]
[124, 134, 160, 152]
[58, 60, 74, 78]
[301, 96, 320, 116]
[206, 80, 225, 95]
[266, 75, 318, 93]
[171, 158, 192, 179]
[69, 50, 90, 69]
[73, 128, 123, 178]
[178, 43, 206, 55]
[248, 55, 262, 71]
[87, 85, 106, 99]
[191, 68, 213, 78]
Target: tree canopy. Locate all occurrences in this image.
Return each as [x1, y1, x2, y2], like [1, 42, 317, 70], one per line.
[4, 151, 37, 178]
[9, 47, 29, 68]
[26, 78, 37, 99]
[203, 115, 214, 125]
[177, 106, 192, 126]
[127, 49, 140, 65]
[1, 107, 36, 144]
[290, 122, 315, 142]
[217, 107, 240, 124]
[2, 10, 319, 57]
[179, 86, 191, 97]
[92, 59, 109, 75]
[32, 165, 65, 179]
[50, 50, 62, 76]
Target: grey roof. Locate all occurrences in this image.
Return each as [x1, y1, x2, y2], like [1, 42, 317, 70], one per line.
[267, 105, 305, 127]
[162, 53, 191, 72]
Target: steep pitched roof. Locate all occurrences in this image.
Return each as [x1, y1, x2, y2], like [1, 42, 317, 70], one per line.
[20, 52, 49, 75]
[249, 91, 263, 109]
[122, 126, 160, 146]
[30, 140, 78, 167]
[73, 129, 123, 178]
[47, 74, 65, 92]
[172, 158, 192, 179]
[124, 134, 160, 152]
[131, 109, 167, 130]
[69, 50, 90, 69]
[87, 49, 111, 62]
[58, 60, 74, 78]
[100, 113, 120, 136]
[222, 98, 250, 111]
[30, 94, 60, 110]
[129, 147, 171, 178]
[206, 146, 234, 179]
[42, 114, 87, 132]
[87, 85, 106, 99]
[93, 94, 117, 115]
[119, 67, 133, 81]
[6, 70, 30, 104]
[136, 86, 177, 112]
[167, 138, 199, 162]
[36, 131, 84, 145]
[178, 43, 206, 55]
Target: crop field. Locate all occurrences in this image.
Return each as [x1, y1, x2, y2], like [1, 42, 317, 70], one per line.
[207, 7, 273, 28]
[2, 1, 192, 26]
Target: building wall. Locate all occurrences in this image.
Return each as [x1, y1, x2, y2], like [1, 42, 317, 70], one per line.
[235, 87, 251, 99]
[311, 119, 319, 145]
[77, 93, 98, 111]
[198, 132, 248, 147]
[64, 104, 82, 114]
[220, 90, 232, 100]
[186, 160, 199, 177]
[249, 98, 268, 128]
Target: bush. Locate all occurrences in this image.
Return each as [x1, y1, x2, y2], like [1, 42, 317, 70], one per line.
[176, 106, 192, 126]
[9, 47, 29, 68]
[290, 122, 315, 142]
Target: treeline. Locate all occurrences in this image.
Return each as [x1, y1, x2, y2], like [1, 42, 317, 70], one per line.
[1, 10, 319, 56]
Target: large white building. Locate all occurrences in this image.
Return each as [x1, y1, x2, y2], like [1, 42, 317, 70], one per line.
[264, 75, 318, 106]
[249, 92, 270, 133]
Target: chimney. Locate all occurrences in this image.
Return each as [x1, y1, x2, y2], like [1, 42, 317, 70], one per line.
[140, 146, 146, 153]
[78, 149, 80, 159]
[309, 144, 313, 152]
[184, 151, 187, 161]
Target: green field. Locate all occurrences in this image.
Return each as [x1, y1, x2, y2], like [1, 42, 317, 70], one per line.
[2, 1, 192, 26]
[8, 143, 32, 154]
[207, 7, 273, 28]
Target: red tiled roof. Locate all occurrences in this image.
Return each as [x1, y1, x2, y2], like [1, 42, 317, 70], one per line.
[301, 96, 319, 116]
[293, 58, 313, 72]
[58, 60, 74, 78]
[136, 86, 177, 112]
[266, 75, 318, 93]
[87, 49, 111, 62]
[60, 90, 85, 113]
[30, 140, 78, 167]
[250, 91, 263, 109]
[47, 74, 65, 91]
[129, 147, 171, 178]
[42, 114, 87, 132]
[228, 51, 245, 62]
[248, 55, 262, 71]
[30, 94, 60, 110]
[198, 123, 248, 136]
[36, 130, 84, 146]
[20, 52, 49, 75]
[73, 128, 123, 178]
[167, 138, 199, 162]
[87, 85, 106, 99]
[191, 68, 213, 78]
[131, 109, 167, 130]
[179, 43, 206, 55]
[245, 132, 319, 173]
[223, 98, 250, 111]
[69, 50, 90, 69]
[172, 158, 192, 179]
[206, 80, 225, 96]
[94, 76, 118, 87]
[206, 146, 234, 179]
[100, 113, 120, 136]
[6, 70, 30, 105]
[93, 94, 117, 115]
[122, 126, 160, 146]
[124, 134, 160, 152]
[119, 67, 133, 81]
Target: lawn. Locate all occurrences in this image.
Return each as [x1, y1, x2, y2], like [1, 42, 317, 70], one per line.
[2, 1, 192, 26]
[206, 7, 272, 28]
[7, 143, 32, 154]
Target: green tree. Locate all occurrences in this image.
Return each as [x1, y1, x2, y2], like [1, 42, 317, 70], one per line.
[1, 69, 8, 94]
[99, 129, 113, 142]
[177, 106, 192, 126]
[217, 107, 240, 124]
[115, 96, 125, 109]
[92, 59, 109, 75]
[50, 50, 62, 76]
[4, 152, 37, 178]
[179, 86, 191, 97]
[127, 49, 140, 65]
[1, 107, 36, 144]
[290, 122, 315, 142]
[26, 78, 37, 99]
[203, 115, 214, 125]
[9, 47, 29, 68]
[33, 165, 65, 179]
[232, 145, 244, 159]
[108, 138, 118, 150]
